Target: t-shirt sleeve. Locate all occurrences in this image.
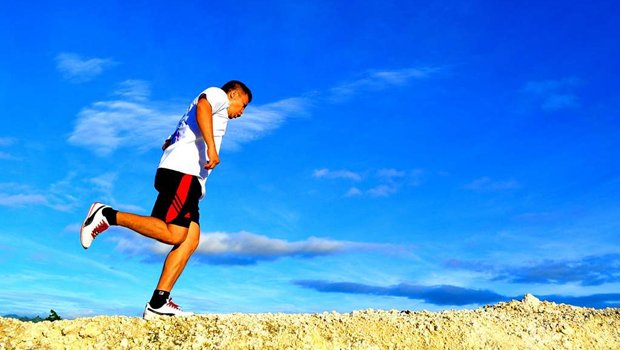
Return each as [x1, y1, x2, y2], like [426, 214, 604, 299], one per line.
[202, 87, 228, 114]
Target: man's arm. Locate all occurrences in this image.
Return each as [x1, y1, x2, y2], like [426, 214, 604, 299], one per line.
[196, 95, 220, 170]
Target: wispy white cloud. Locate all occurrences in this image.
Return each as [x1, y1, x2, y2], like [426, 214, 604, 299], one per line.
[8, 173, 82, 213]
[68, 80, 181, 156]
[84, 172, 145, 211]
[88, 172, 118, 201]
[377, 168, 407, 179]
[195, 232, 352, 257]
[447, 253, 620, 287]
[225, 97, 311, 150]
[0, 193, 48, 207]
[114, 80, 150, 101]
[366, 184, 399, 197]
[116, 203, 146, 213]
[70, 66, 439, 156]
[69, 80, 307, 155]
[113, 230, 403, 265]
[464, 176, 519, 191]
[0, 233, 140, 318]
[317, 167, 424, 198]
[229, 66, 437, 147]
[313, 168, 363, 181]
[345, 187, 363, 197]
[56, 53, 116, 82]
[0, 173, 84, 212]
[55, 170, 145, 213]
[63, 223, 82, 234]
[293, 279, 620, 308]
[522, 77, 580, 112]
[46, 172, 82, 212]
[0, 286, 143, 318]
[294, 279, 510, 306]
[328, 67, 438, 102]
[376, 168, 424, 189]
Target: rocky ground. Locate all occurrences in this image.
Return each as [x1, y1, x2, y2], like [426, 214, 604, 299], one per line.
[1, 295, 619, 349]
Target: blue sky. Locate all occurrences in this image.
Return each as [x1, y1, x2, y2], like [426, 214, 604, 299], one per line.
[1, 0, 619, 318]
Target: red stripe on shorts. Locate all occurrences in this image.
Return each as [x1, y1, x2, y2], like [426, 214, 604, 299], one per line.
[165, 174, 193, 223]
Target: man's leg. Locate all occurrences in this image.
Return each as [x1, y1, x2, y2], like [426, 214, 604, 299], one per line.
[116, 212, 189, 246]
[140, 170, 201, 319]
[155, 221, 201, 291]
[81, 169, 197, 249]
[143, 221, 200, 318]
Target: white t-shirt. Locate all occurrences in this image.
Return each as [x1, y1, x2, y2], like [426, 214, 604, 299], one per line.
[158, 87, 230, 196]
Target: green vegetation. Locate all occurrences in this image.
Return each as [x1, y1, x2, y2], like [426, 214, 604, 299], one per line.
[46, 309, 62, 321]
[3, 310, 63, 323]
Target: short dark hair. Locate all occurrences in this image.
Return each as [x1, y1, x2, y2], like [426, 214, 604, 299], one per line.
[221, 80, 252, 103]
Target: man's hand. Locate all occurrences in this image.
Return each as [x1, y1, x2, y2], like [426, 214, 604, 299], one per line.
[205, 147, 220, 170]
[162, 139, 171, 151]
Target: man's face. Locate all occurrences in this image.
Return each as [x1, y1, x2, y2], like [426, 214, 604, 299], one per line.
[227, 90, 250, 119]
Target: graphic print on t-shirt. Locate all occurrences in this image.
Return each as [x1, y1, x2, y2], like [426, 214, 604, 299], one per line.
[158, 87, 230, 196]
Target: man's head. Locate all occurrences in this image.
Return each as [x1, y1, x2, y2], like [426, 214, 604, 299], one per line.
[222, 80, 252, 119]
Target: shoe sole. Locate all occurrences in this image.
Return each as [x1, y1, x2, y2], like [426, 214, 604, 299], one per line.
[143, 308, 174, 320]
[80, 202, 101, 249]
[143, 309, 157, 320]
[143, 305, 194, 320]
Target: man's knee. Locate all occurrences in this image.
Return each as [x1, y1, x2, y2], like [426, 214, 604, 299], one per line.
[167, 224, 190, 246]
[169, 235, 186, 246]
[168, 229, 199, 249]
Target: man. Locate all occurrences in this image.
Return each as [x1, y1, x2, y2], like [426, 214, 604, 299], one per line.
[80, 80, 252, 319]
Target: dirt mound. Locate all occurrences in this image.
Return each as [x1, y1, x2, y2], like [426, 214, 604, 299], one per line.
[1, 294, 619, 349]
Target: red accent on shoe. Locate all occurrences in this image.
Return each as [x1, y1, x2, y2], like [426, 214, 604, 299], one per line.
[91, 221, 109, 239]
[167, 298, 180, 310]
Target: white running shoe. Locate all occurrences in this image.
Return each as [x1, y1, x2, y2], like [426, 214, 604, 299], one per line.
[143, 298, 194, 320]
[80, 202, 111, 249]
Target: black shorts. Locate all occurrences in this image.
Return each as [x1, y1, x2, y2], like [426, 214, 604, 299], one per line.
[151, 168, 201, 228]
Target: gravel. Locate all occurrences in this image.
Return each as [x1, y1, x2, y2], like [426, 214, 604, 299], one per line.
[1, 294, 619, 349]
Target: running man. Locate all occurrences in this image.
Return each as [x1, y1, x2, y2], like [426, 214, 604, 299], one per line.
[80, 80, 252, 319]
